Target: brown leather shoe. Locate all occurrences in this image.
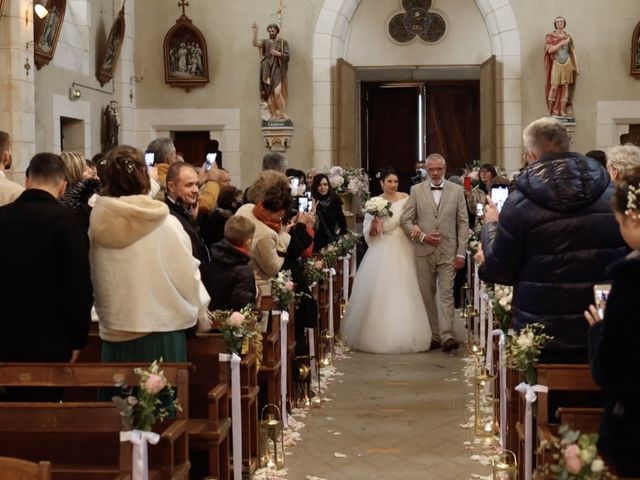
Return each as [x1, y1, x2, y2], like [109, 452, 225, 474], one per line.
[430, 339, 442, 350]
[442, 338, 460, 353]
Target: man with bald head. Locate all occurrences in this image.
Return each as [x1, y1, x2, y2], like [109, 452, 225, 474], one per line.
[401, 153, 469, 353]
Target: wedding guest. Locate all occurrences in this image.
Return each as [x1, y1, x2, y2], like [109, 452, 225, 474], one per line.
[585, 149, 607, 169]
[202, 215, 257, 313]
[89, 145, 209, 364]
[199, 185, 244, 247]
[311, 173, 347, 252]
[479, 117, 626, 363]
[262, 151, 287, 173]
[0, 153, 92, 375]
[0, 131, 24, 206]
[59, 151, 101, 230]
[584, 167, 640, 478]
[605, 144, 640, 184]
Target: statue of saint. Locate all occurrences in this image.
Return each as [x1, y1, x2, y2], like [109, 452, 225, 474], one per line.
[103, 101, 120, 152]
[252, 22, 291, 123]
[544, 16, 579, 117]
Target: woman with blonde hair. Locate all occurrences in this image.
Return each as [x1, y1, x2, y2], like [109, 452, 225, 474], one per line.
[59, 151, 100, 229]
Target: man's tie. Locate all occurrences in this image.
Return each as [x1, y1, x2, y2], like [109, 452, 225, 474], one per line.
[431, 186, 443, 191]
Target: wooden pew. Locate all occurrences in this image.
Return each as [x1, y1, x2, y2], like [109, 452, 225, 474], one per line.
[258, 297, 283, 411]
[0, 363, 190, 480]
[0, 456, 52, 480]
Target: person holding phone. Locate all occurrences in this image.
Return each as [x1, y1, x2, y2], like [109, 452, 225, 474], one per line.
[583, 169, 640, 478]
[465, 163, 497, 224]
[311, 173, 347, 252]
[479, 117, 626, 363]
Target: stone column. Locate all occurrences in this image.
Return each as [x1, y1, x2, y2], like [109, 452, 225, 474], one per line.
[0, 0, 37, 180]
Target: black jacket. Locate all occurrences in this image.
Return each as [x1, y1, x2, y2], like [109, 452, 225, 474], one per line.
[313, 196, 347, 252]
[166, 197, 211, 270]
[198, 207, 233, 249]
[0, 189, 93, 361]
[588, 253, 640, 477]
[202, 239, 256, 311]
[59, 177, 101, 231]
[480, 152, 626, 355]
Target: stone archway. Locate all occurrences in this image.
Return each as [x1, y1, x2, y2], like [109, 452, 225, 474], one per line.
[312, 0, 523, 171]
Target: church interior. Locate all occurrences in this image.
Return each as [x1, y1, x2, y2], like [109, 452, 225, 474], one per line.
[1, 0, 640, 479]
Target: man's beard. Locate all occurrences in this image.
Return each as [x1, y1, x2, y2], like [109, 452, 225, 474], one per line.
[269, 33, 277, 39]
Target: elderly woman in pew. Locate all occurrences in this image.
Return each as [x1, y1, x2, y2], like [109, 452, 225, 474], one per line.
[584, 167, 640, 478]
[89, 145, 210, 364]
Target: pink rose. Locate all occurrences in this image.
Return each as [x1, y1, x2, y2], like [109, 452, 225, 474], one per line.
[285, 281, 294, 291]
[314, 260, 324, 270]
[144, 373, 166, 394]
[564, 444, 582, 474]
[228, 312, 245, 327]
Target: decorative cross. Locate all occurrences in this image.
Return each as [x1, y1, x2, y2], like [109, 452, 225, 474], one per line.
[178, 0, 189, 16]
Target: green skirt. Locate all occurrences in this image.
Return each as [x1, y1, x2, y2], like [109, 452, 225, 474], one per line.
[101, 331, 187, 363]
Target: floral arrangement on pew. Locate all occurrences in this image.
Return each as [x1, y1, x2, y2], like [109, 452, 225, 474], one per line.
[304, 257, 326, 285]
[488, 283, 514, 331]
[334, 230, 361, 257]
[327, 166, 370, 201]
[271, 270, 310, 309]
[468, 229, 480, 256]
[538, 424, 615, 479]
[112, 359, 181, 432]
[208, 304, 260, 355]
[505, 322, 553, 385]
[319, 243, 339, 269]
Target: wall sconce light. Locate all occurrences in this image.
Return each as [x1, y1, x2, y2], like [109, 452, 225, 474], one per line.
[26, 1, 49, 26]
[69, 86, 81, 101]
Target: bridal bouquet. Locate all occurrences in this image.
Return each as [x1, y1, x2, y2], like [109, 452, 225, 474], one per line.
[208, 305, 259, 355]
[271, 270, 310, 308]
[363, 197, 393, 218]
[112, 359, 181, 431]
[539, 424, 615, 479]
[506, 322, 552, 385]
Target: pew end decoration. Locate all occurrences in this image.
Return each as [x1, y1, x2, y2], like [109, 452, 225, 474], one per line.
[304, 257, 326, 285]
[537, 425, 615, 479]
[327, 166, 370, 202]
[271, 269, 309, 308]
[209, 304, 260, 355]
[506, 323, 552, 385]
[112, 359, 181, 432]
[488, 284, 514, 332]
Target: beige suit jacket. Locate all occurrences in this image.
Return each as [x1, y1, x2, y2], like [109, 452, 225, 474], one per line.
[400, 179, 469, 258]
[0, 175, 25, 207]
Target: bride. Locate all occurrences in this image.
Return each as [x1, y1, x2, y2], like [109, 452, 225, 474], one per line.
[341, 168, 432, 353]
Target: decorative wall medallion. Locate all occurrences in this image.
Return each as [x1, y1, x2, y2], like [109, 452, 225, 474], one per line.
[388, 0, 446, 44]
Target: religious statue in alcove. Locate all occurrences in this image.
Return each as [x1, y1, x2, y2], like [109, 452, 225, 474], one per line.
[544, 16, 579, 118]
[102, 101, 120, 152]
[252, 21, 292, 126]
[163, 0, 209, 90]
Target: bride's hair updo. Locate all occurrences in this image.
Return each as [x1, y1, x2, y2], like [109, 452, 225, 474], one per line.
[376, 167, 398, 181]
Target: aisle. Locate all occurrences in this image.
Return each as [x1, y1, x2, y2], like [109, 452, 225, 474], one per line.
[285, 349, 490, 480]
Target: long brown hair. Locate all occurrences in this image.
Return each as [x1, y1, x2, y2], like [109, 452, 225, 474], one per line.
[101, 145, 150, 197]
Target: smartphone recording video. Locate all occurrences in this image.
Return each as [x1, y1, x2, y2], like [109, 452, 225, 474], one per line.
[490, 186, 509, 213]
[593, 284, 611, 318]
[205, 153, 217, 172]
[297, 196, 312, 213]
[144, 152, 154, 167]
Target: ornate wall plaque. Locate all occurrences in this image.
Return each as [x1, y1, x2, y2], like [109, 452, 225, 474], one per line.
[163, 1, 209, 91]
[631, 20, 640, 78]
[388, 0, 446, 45]
[97, 3, 125, 86]
[33, 0, 66, 69]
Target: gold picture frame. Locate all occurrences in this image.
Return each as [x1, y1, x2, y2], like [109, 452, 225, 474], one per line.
[163, 14, 209, 91]
[632, 21, 640, 78]
[97, 3, 125, 86]
[33, 0, 66, 69]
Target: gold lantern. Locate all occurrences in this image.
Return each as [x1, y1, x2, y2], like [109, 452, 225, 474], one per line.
[492, 450, 517, 479]
[259, 404, 285, 469]
[474, 369, 498, 437]
[293, 357, 312, 408]
[319, 329, 333, 367]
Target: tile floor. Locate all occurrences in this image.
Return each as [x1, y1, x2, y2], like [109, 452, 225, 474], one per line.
[285, 348, 491, 480]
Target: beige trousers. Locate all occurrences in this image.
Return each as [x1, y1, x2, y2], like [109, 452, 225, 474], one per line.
[416, 251, 457, 343]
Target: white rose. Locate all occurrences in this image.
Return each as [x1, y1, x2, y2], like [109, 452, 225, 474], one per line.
[330, 175, 344, 188]
[504, 304, 511, 312]
[516, 333, 533, 348]
[581, 448, 594, 465]
[499, 297, 509, 307]
[329, 166, 344, 176]
[590, 459, 604, 473]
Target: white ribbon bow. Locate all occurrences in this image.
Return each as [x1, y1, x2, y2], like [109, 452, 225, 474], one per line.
[120, 429, 160, 480]
[220, 353, 243, 480]
[280, 311, 289, 428]
[342, 255, 350, 301]
[323, 268, 337, 337]
[515, 382, 549, 480]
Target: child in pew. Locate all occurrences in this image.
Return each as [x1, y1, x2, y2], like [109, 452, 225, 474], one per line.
[584, 167, 640, 478]
[201, 215, 258, 330]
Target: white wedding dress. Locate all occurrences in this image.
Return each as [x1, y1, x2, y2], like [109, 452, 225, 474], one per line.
[341, 196, 432, 353]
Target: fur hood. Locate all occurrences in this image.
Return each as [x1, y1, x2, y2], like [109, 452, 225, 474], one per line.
[90, 195, 168, 248]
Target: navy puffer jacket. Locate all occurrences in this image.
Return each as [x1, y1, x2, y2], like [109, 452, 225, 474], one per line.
[479, 152, 626, 354]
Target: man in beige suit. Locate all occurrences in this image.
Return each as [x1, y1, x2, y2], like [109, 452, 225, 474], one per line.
[0, 131, 24, 207]
[401, 154, 469, 352]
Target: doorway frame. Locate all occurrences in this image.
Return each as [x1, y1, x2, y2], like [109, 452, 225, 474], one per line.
[312, 0, 522, 171]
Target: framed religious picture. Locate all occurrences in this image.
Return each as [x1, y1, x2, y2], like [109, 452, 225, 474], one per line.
[631, 21, 640, 78]
[0, 0, 5, 19]
[163, 13, 209, 90]
[33, 0, 66, 69]
[97, 4, 125, 86]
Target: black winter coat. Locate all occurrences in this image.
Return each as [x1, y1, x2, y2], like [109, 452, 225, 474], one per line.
[202, 239, 256, 311]
[313, 196, 347, 252]
[166, 198, 211, 271]
[588, 252, 640, 477]
[479, 152, 626, 356]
